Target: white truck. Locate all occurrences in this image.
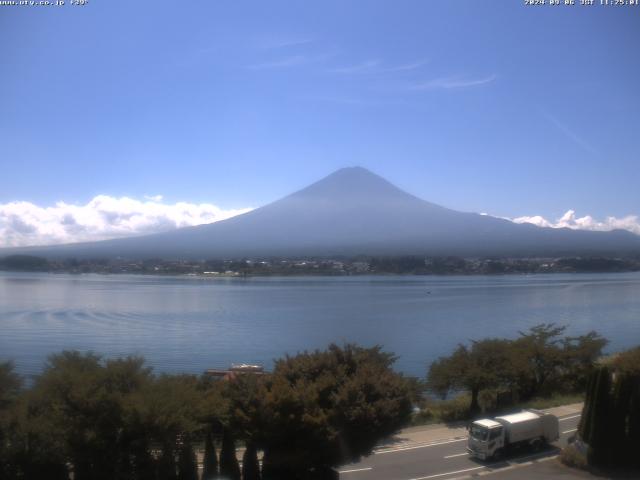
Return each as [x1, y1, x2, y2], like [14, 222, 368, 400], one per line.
[467, 409, 559, 460]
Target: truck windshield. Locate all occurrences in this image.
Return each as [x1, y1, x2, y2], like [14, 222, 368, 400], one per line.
[470, 425, 488, 441]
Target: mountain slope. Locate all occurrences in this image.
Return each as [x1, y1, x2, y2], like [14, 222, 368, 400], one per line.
[3, 167, 640, 259]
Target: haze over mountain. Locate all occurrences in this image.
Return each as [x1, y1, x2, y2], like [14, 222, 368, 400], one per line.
[3, 167, 640, 259]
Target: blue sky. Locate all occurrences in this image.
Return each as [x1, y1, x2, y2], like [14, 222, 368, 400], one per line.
[1, 0, 639, 245]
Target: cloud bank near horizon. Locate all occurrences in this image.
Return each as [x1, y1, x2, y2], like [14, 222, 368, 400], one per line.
[508, 210, 640, 236]
[1, 197, 638, 248]
[0, 196, 253, 248]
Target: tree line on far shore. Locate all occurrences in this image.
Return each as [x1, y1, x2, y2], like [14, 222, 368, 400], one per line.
[2, 254, 640, 276]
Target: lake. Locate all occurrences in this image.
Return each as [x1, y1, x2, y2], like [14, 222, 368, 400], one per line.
[1, 271, 639, 379]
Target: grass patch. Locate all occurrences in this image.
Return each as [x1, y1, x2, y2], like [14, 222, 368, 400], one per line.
[410, 394, 472, 426]
[518, 393, 583, 410]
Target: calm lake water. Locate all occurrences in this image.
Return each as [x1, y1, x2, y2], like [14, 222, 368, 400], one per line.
[1, 271, 639, 378]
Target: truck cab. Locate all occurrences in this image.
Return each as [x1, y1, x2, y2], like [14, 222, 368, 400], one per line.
[467, 419, 505, 460]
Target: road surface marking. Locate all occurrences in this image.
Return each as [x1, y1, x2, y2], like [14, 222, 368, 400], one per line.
[563, 428, 578, 434]
[501, 450, 557, 465]
[473, 455, 559, 477]
[559, 414, 581, 422]
[443, 452, 468, 459]
[409, 465, 485, 480]
[339, 467, 372, 474]
[375, 438, 466, 455]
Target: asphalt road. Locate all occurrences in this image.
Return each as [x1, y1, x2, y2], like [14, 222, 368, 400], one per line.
[339, 413, 582, 480]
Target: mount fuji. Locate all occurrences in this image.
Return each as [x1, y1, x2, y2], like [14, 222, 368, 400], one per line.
[4, 167, 639, 259]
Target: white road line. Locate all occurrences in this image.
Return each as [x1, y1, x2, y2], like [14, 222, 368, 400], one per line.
[471, 455, 559, 478]
[559, 414, 581, 422]
[562, 428, 578, 434]
[409, 465, 485, 480]
[339, 467, 373, 474]
[502, 450, 556, 465]
[374, 438, 466, 455]
[443, 452, 468, 459]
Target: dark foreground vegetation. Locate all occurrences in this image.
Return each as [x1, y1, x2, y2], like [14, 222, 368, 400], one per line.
[2, 254, 640, 276]
[563, 347, 640, 472]
[0, 344, 414, 480]
[0, 329, 636, 480]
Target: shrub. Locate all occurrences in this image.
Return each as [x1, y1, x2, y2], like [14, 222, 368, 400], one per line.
[560, 444, 588, 470]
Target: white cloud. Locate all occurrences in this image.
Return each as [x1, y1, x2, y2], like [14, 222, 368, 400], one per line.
[246, 52, 335, 70]
[412, 74, 497, 90]
[0, 196, 253, 248]
[246, 55, 309, 69]
[329, 60, 381, 74]
[328, 59, 428, 75]
[509, 210, 640, 235]
[258, 38, 313, 50]
[541, 111, 597, 155]
[384, 60, 429, 72]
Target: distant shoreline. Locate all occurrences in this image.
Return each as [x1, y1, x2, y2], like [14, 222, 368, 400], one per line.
[2, 253, 639, 277]
[2, 269, 640, 279]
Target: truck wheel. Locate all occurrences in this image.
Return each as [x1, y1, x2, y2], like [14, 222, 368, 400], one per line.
[531, 438, 543, 451]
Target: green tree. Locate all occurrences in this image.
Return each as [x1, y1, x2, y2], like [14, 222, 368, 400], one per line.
[0, 361, 21, 410]
[131, 443, 156, 480]
[132, 373, 204, 458]
[242, 442, 260, 480]
[219, 427, 241, 480]
[254, 344, 412, 479]
[610, 346, 640, 375]
[216, 371, 264, 479]
[610, 346, 640, 467]
[177, 440, 198, 480]
[427, 339, 514, 415]
[584, 366, 611, 466]
[513, 323, 567, 398]
[0, 361, 22, 478]
[157, 444, 177, 480]
[577, 346, 640, 468]
[35, 351, 120, 480]
[428, 325, 607, 416]
[0, 255, 49, 271]
[20, 351, 208, 480]
[202, 431, 219, 479]
[1, 382, 69, 480]
[561, 331, 608, 392]
[0, 352, 231, 480]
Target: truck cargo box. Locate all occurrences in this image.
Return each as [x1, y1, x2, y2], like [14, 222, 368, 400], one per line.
[495, 409, 558, 444]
